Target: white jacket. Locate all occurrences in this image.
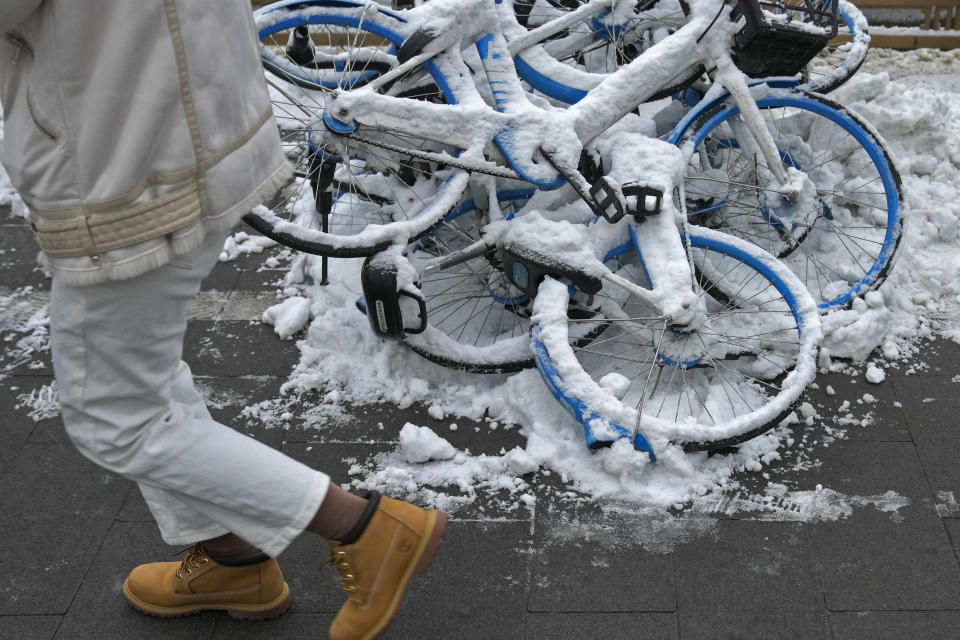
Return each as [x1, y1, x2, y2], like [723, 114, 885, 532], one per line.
[0, 0, 291, 284]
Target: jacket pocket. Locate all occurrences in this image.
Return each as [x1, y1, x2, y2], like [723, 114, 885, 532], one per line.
[26, 82, 61, 141]
[9, 29, 62, 142]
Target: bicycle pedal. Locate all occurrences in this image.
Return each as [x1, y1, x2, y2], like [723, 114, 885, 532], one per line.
[622, 182, 663, 220]
[589, 176, 626, 223]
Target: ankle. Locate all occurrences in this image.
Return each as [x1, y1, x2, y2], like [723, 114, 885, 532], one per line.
[200, 534, 269, 566]
[307, 487, 379, 542]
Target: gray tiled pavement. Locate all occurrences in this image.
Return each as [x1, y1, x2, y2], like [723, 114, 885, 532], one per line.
[3, 209, 960, 639]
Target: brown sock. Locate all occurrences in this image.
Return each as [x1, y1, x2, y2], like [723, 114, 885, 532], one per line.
[306, 485, 371, 542]
[200, 533, 270, 566]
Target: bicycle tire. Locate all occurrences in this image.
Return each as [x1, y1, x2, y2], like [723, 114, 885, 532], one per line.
[505, 0, 867, 105]
[530, 224, 821, 452]
[403, 189, 545, 373]
[505, 0, 702, 105]
[245, 0, 467, 257]
[800, 0, 870, 95]
[672, 90, 903, 310]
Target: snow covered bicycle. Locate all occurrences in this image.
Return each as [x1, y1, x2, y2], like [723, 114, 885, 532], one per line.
[244, 0, 827, 453]
[248, 0, 902, 311]
[507, 0, 871, 101]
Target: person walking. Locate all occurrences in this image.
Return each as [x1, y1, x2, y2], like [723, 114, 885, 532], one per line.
[0, 1, 447, 638]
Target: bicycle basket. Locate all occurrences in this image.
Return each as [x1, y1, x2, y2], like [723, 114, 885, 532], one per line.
[730, 0, 839, 78]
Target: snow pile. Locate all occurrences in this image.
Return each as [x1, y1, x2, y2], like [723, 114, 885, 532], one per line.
[0, 287, 50, 378]
[398, 423, 456, 463]
[268, 60, 960, 514]
[219, 226, 278, 262]
[15, 381, 60, 422]
[262, 296, 311, 339]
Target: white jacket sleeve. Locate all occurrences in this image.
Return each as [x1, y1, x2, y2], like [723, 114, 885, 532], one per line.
[0, 0, 43, 32]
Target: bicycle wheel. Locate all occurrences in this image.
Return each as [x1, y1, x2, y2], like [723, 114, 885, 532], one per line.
[505, 0, 702, 104]
[800, 0, 870, 95]
[403, 188, 543, 373]
[531, 224, 821, 452]
[674, 91, 903, 309]
[505, 0, 865, 104]
[244, 0, 467, 257]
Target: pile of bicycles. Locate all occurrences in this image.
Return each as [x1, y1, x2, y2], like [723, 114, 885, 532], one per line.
[245, 0, 902, 459]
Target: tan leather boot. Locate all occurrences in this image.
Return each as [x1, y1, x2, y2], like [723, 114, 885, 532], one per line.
[122, 545, 291, 620]
[328, 494, 448, 640]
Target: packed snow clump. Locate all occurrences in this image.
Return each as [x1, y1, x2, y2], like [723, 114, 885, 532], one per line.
[398, 423, 456, 463]
[262, 296, 311, 339]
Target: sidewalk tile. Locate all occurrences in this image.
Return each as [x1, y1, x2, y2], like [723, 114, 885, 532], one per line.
[115, 485, 154, 524]
[804, 373, 909, 442]
[896, 339, 960, 377]
[192, 375, 290, 449]
[268, 521, 532, 635]
[212, 613, 335, 639]
[675, 521, 822, 613]
[792, 442, 960, 610]
[830, 611, 960, 640]
[283, 439, 534, 522]
[528, 505, 675, 613]
[525, 612, 677, 639]
[53, 521, 216, 640]
[233, 265, 288, 291]
[284, 398, 526, 455]
[0, 615, 61, 640]
[945, 518, 960, 560]
[811, 509, 960, 610]
[0, 379, 42, 476]
[199, 260, 243, 294]
[0, 225, 49, 290]
[384, 520, 530, 640]
[891, 376, 960, 500]
[788, 440, 934, 504]
[183, 320, 300, 377]
[680, 609, 830, 640]
[0, 443, 129, 615]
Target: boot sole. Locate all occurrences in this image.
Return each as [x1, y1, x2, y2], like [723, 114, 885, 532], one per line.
[364, 509, 448, 640]
[122, 579, 291, 620]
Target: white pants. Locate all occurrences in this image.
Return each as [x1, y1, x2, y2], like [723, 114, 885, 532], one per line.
[49, 230, 329, 557]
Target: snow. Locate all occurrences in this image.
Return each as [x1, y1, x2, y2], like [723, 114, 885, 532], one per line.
[398, 423, 456, 463]
[865, 363, 886, 384]
[261, 296, 312, 339]
[219, 226, 277, 262]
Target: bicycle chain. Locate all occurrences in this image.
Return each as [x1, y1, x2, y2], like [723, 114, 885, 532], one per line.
[348, 132, 523, 180]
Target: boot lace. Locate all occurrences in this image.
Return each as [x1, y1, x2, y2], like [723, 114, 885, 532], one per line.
[327, 549, 357, 593]
[175, 545, 210, 581]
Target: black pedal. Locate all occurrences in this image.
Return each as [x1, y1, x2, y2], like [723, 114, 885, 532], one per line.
[360, 256, 428, 341]
[622, 182, 663, 220]
[499, 242, 602, 300]
[589, 176, 626, 223]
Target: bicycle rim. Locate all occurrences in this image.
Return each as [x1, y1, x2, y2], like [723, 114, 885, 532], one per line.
[249, 1, 465, 257]
[680, 92, 903, 309]
[531, 225, 821, 451]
